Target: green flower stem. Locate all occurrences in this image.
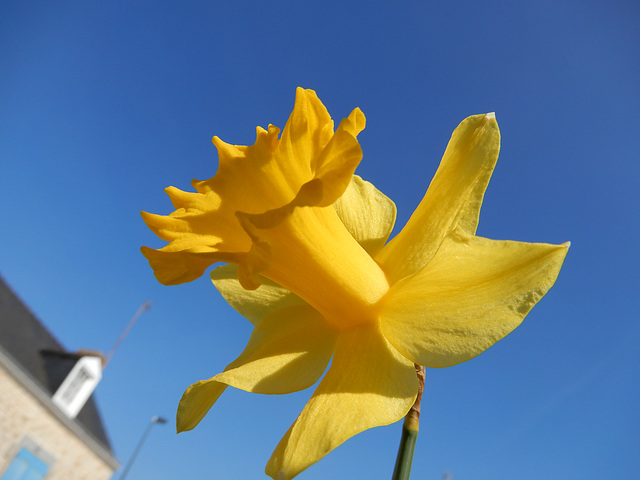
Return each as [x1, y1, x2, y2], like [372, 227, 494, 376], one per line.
[392, 364, 425, 480]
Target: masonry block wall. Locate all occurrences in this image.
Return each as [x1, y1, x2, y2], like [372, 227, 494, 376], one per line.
[0, 365, 114, 480]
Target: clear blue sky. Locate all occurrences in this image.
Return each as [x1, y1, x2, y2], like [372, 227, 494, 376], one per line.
[1, 1, 638, 479]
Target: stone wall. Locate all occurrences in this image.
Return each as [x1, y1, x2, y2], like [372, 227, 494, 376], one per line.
[0, 365, 115, 480]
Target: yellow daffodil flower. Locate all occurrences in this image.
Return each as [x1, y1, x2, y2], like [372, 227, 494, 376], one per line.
[141, 88, 568, 479]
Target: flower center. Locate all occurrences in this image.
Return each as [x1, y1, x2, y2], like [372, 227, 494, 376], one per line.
[259, 204, 390, 330]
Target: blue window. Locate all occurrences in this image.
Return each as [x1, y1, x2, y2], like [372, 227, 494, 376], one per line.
[0, 448, 49, 480]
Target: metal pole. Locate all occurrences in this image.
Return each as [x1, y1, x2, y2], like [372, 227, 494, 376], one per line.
[119, 416, 166, 480]
[105, 301, 152, 367]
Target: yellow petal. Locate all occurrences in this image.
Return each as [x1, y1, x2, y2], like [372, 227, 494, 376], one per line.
[140, 245, 219, 286]
[242, 204, 389, 327]
[333, 175, 397, 256]
[176, 379, 227, 433]
[311, 110, 365, 207]
[176, 304, 336, 433]
[214, 304, 336, 393]
[211, 174, 396, 324]
[376, 113, 500, 282]
[279, 88, 335, 179]
[265, 323, 417, 480]
[141, 88, 366, 287]
[380, 229, 569, 368]
[211, 264, 304, 325]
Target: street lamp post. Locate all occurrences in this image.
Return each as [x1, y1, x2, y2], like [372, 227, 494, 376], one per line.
[119, 416, 167, 480]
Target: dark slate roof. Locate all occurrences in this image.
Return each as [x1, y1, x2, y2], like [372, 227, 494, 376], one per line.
[0, 274, 113, 453]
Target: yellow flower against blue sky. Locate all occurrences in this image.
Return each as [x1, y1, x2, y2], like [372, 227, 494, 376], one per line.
[141, 88, 568, 478]
[2, 2, 637, 479]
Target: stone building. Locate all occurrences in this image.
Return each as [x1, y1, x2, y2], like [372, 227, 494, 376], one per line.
[0, 275, 118, 479]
